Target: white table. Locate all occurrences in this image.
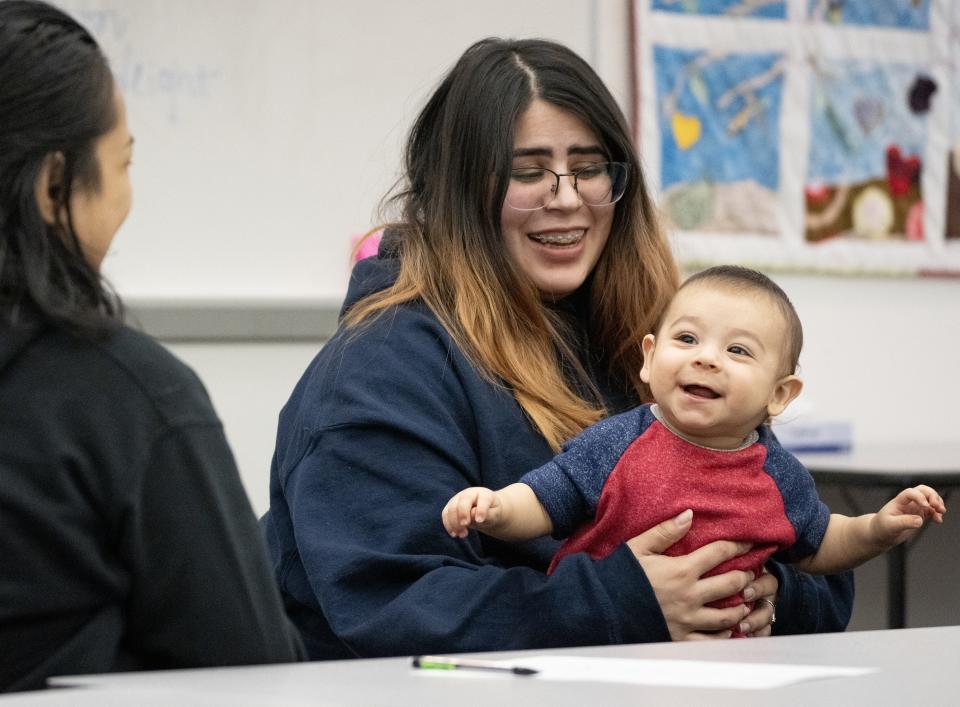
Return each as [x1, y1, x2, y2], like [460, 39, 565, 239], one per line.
[0, 626, 954, 706]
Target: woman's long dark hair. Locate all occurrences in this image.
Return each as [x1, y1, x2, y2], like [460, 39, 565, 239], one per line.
[346, 38, 678, 450]
[0, 0, 122, 336]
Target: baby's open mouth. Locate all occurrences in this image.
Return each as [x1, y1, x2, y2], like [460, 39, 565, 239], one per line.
[683, 384, 720, 399]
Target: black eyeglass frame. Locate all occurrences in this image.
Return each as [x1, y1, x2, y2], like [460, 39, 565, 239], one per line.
[504, 161, 630, 211]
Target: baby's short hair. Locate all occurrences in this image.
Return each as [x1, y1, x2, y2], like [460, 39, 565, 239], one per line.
[680, 265, 803, 375]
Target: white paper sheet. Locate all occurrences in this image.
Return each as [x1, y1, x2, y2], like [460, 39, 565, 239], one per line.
[422, 656, 876, 690]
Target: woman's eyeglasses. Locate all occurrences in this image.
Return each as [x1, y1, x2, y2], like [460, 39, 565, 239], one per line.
[505, 161, 628, 211]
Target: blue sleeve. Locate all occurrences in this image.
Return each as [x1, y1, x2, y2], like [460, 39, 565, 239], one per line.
[767, 563, 854, 634]
[520, 406, 656, 538]
[760, 427, 831, 562]
[264, 309, 670, 659]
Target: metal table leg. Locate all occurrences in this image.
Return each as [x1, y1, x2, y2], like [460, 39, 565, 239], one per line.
[887, 542, 907, 629]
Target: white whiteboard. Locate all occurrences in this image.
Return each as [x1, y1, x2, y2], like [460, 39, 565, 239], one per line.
[54, 0, 611, 302]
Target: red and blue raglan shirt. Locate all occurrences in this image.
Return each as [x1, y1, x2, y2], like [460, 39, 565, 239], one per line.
[521, 403, 830, 633]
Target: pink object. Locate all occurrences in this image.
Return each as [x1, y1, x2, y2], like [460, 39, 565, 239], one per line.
[351, 230, 383, 263]
[906, 202, 924, 241]
[804, 181, 830, 205]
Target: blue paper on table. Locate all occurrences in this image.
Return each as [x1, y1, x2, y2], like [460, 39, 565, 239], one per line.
[773, 421, 853, 454]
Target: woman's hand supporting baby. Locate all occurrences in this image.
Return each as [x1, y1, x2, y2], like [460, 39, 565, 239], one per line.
[443, 492, 778, 640]
[627, 509, 775, 640]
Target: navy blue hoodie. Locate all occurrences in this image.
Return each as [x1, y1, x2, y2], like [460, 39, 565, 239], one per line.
[261, 240, 852, 659]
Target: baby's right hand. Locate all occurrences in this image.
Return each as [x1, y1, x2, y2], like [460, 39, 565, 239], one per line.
[442, 487, 502, 538]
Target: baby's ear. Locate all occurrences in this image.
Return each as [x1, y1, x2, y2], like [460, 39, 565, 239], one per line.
[640, 334, 656, 384]
[767, 375, 803, 418]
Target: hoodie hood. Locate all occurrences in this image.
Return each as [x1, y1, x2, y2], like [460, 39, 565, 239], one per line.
[340, 230, 403, 317]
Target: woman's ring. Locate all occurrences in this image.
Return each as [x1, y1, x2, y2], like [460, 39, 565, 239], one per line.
[759, 597, 777, 625]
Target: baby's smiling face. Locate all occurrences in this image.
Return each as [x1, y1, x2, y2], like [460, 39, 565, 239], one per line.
[640, 282, 802, 449]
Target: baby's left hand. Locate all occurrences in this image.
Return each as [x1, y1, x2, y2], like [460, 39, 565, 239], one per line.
[872, 485, 946, 547]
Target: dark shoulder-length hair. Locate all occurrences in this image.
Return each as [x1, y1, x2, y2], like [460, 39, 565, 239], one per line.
[0, 0, 122, 336]
[347, 38, 678, 450]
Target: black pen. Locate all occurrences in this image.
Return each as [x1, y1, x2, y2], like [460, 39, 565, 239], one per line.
[411, 655, 539, 676]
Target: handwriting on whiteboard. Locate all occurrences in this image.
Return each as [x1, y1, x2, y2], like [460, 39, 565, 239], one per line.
[73, 6, 225, 125]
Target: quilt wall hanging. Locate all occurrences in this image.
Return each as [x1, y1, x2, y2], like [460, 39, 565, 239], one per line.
[632, 0, 959, 276]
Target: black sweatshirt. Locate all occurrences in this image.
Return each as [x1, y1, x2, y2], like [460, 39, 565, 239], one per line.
[0, 313, 303, 692]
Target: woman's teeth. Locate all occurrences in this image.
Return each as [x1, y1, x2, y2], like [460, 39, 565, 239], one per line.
[529, 230, 585, 245]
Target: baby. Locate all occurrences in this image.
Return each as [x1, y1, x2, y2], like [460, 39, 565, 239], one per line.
[442, 265, 944, 635]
